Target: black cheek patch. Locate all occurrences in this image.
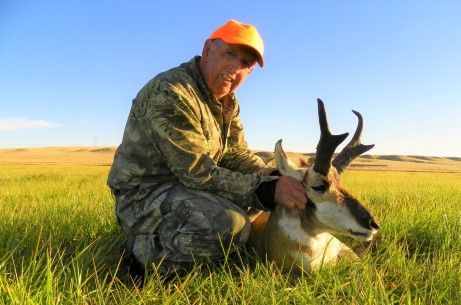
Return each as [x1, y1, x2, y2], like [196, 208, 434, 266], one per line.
[344, 196, 374, 230]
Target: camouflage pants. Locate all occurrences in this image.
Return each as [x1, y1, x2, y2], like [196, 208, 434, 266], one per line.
[114, 182, 256, 273]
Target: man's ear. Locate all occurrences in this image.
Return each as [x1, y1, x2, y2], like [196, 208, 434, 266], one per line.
[202, 39, 212, 60]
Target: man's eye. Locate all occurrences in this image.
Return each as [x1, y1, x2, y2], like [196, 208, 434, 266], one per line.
[242, 60, 250, 68]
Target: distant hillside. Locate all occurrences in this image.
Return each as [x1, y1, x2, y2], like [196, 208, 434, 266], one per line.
[0, 147, 116, 166]
[1, 147, 460, 173]
[254, 151, 461, 173]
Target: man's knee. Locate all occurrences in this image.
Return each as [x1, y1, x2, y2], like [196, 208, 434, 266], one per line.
[165, 198, 250, 247]
[119, 183, 252, 267]
[158, 190, 251, 260]
[222, 208, 251, 247]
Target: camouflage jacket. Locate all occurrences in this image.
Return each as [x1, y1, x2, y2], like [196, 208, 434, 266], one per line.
[107, 56, 277, 210]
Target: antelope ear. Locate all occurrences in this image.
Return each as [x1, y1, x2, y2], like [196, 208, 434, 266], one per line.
[274, 140, 305, 181]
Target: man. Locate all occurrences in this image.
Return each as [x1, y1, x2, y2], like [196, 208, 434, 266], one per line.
[108, 20, 307, 278]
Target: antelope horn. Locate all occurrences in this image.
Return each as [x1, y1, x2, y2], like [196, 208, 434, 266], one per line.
[313, 99, 349, 176]
[332, 109, 375, 174]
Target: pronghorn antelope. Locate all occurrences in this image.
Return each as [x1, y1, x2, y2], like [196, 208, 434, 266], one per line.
[248, 99, 379, 274]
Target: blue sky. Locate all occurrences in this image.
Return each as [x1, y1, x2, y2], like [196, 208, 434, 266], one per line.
[1, 1, 460, 157]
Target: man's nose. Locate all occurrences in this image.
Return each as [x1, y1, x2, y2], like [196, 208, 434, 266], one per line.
[229, 58, 244, 73]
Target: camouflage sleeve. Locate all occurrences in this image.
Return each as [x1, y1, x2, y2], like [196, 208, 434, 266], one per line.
[219, 102, 276, 176]
[132, 82, 274, 204]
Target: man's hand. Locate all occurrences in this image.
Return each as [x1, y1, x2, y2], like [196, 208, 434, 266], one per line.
[274, 176, 307, 209]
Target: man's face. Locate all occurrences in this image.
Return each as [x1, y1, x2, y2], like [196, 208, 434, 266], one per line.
[200, 39, 256, 99]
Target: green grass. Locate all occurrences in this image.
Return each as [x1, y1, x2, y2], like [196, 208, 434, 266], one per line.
[1, 165, 460, 304]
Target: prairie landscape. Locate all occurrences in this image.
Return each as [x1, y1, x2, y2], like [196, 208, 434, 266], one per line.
[1, 147, 460, 304]
[1, 146, 461, 172]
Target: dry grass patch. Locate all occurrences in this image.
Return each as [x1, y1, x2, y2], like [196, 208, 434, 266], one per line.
[1, 147, 460, 172]
[0, 147, 116, 166]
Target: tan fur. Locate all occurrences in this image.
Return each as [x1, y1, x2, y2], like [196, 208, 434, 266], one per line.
[249, 204, 360, 275]
[247, 101, 378, 274]
[247, 142, 377, 275]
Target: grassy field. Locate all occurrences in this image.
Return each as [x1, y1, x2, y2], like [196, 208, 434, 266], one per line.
[1, 151, 461, 304]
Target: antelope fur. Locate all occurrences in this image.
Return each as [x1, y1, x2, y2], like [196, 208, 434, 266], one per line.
[249, 99, 378, 275]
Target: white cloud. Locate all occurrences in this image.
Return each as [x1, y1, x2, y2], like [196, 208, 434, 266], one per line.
[0, 118, 60, 131]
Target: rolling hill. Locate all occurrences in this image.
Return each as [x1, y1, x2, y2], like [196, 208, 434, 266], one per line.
[1, 147, 460, 173]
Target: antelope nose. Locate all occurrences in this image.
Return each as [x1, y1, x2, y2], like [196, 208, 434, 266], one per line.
[370, 219, 379, 230]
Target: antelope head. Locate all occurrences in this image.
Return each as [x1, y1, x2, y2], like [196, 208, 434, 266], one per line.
[275, 99, 379, 241]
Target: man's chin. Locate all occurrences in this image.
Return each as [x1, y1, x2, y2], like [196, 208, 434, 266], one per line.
[211, 88, 232, 99]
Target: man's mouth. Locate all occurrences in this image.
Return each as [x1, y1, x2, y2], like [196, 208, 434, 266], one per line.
[221, 74, 234, 83]
[349, 228, 375, 241]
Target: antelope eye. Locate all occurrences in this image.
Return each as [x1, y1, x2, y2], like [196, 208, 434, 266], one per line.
[311, 185, 327, 193]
